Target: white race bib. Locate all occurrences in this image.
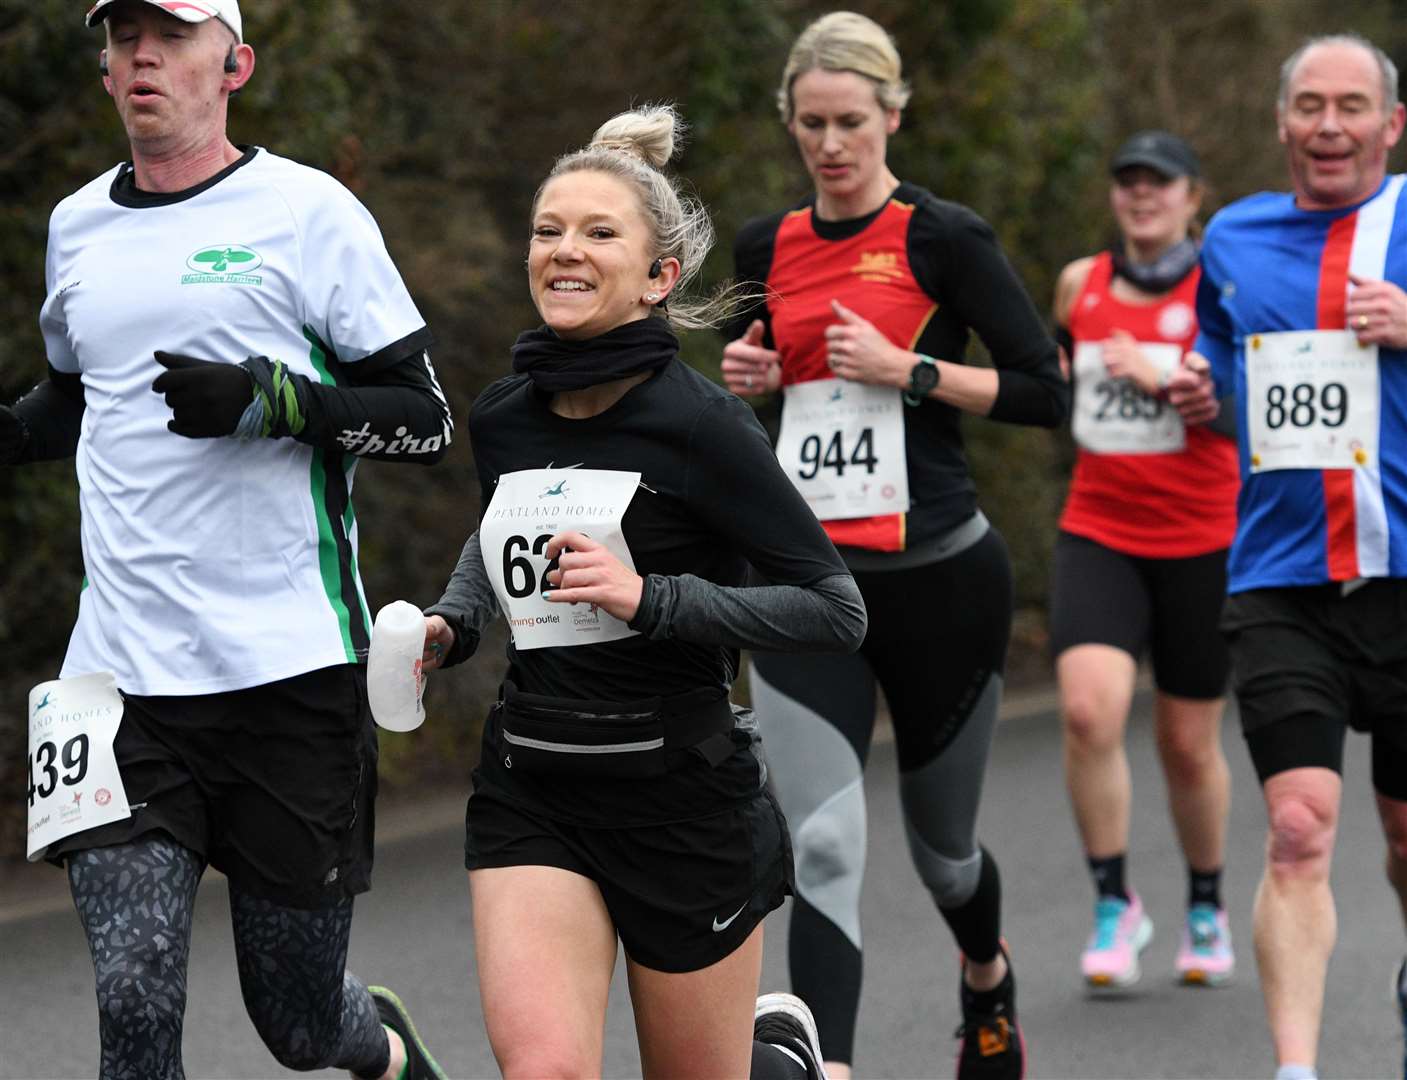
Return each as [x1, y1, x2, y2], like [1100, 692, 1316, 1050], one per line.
[1245, 330, 1379, 473]
[479, 468, 641, 650]
[776, 379, 908, 520]
[1072, 341, 1185, 454]
[26, 671, 130, 862]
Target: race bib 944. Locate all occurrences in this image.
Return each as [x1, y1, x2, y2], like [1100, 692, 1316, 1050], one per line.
[775, 379, 908, 520]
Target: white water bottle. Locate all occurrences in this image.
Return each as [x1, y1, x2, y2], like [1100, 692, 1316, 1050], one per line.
[367, 600, 427, 732]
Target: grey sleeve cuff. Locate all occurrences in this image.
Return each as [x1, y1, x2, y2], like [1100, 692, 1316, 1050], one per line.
[424, 530, 502, 667]
[629, 571, 866, 654]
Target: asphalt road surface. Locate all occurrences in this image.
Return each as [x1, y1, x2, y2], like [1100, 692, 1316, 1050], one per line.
[3, 687, 1402, 1079]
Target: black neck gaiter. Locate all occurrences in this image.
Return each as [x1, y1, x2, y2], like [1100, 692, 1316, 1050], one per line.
[511, 317, 679, 393]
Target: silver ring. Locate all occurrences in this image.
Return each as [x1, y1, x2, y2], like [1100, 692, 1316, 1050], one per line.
[745, 374, 754, 390]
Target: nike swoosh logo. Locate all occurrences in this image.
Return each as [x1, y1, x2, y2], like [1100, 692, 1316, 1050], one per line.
[712, 903, 747, 933]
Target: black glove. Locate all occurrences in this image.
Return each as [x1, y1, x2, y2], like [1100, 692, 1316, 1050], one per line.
[0, 404, 28, 464]
[151, 351, 255, 438]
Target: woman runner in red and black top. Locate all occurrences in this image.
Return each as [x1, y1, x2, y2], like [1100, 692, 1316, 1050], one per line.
[1050, 131, 1238, 992]
[720, 12, 1065, 1079]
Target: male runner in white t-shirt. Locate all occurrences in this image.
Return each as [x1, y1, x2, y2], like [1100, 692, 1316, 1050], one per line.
[2, 2, 450, 1077]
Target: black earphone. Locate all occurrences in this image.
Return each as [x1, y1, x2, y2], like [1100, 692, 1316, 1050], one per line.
[648, 258, 662, 279]
[99, 47, 236, 77]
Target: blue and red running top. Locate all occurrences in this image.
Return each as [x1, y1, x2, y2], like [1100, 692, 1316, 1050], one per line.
[1196, 174, 1407, 592]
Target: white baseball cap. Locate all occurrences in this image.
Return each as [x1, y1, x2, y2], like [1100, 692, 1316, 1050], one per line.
[86, 0, 243, 44]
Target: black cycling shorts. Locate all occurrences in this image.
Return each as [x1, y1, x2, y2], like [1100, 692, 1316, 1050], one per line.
[1049, 530, 1231, 700]
[1222, 580, 1407, 798]
[464, 780, 793, 974]
[46, 664, 377, 908]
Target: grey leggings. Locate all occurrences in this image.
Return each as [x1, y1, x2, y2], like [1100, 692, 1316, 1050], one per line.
[67, 835, 390, 1080]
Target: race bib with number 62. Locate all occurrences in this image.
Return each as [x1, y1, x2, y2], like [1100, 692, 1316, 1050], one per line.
[478, 468, 641, 651]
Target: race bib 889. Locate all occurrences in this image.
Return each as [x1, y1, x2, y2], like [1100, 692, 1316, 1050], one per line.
[1245, 330, 1379, 473]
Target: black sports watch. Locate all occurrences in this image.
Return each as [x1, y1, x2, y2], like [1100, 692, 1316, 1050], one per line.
[904, 354, 939, 406]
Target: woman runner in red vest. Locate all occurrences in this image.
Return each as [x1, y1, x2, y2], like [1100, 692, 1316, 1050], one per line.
[1050, 131, 1239, 992]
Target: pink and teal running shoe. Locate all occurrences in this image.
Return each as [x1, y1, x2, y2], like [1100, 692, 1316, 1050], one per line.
[1081, 892, 1153, 989]
[1176, 903, 1234, 986]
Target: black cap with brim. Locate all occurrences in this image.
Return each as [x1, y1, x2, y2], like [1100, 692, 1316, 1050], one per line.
[1109, 130, 1200, 180]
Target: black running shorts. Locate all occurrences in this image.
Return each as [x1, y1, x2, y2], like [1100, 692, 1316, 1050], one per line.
[1222, 580, 1407, 797]
[464, 780, 794, 974]
[1049, 530, 1231, 700]
[46, 664, 378, 908]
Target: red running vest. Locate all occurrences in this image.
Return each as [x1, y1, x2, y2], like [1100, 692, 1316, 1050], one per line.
[768, 200, 936, 551]
[1059, 252, 1239, 557]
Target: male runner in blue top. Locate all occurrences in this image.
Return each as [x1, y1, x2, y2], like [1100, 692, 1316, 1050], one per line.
[1182, 31, 1407, 1080]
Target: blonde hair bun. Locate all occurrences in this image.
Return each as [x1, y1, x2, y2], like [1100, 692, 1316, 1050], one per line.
[589, 105, 683, 170]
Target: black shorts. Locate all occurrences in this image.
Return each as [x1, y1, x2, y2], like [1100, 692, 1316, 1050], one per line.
[1049, 530, 1231, 700]
[464, 781, 794, 974]
[46, 664, 377, 909]
[1222, 580, 1407, 797]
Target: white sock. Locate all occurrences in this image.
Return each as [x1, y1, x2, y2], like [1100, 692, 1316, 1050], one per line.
[1274, 1064, 1317, 1080]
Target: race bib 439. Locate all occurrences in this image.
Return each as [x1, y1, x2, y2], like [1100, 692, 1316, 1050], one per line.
[27, 671, 130, 861]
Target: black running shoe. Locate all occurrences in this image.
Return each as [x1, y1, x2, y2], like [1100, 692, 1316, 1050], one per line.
[368, 985, 448, 1080]
[754, 992, 828, 1080]
[955, 952, 1025, 1080]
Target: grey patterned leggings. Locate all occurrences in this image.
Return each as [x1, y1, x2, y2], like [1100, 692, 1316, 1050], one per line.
[67, 835, 390, 1080]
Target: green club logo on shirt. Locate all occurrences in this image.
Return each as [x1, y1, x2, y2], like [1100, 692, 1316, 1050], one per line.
[182, 244, 264, 286]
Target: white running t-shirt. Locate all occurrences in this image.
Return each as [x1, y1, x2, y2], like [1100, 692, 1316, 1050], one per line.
[40, 147, 429, 695]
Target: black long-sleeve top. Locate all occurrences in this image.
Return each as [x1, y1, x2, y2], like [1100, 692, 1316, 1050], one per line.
[427, 355, 866, 826]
